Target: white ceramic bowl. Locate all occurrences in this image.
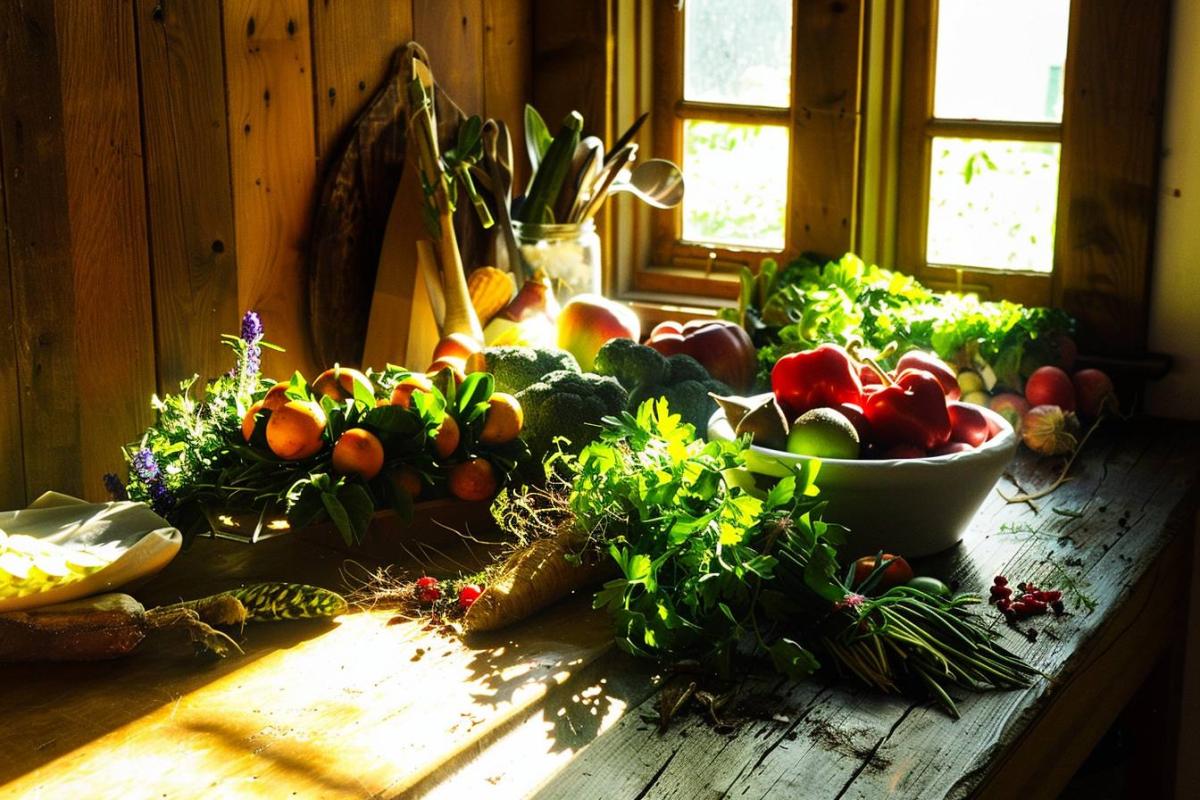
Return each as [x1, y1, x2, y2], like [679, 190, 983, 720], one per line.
[708, 395, 1019, 557]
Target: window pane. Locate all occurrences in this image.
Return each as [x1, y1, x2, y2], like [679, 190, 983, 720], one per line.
[684, 0, 792, 107]
[933, 0, 1069, 122]
[682, 120, 788, 250]
[926, 137, 1060, 272]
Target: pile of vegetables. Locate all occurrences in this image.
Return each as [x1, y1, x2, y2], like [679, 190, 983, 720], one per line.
[115, 313, 527, 546]
[722, 253, 1075, 390]
[386, 400, 1035, 717]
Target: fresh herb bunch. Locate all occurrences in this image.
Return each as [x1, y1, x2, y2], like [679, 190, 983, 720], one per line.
[117, 311, 279, 537]
[562, 400, 1035, 715]
[723, 253, 1074, 389]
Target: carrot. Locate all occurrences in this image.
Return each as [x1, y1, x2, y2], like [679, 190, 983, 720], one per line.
[0, 592, 243, 662]
[461, 532, 610, 633]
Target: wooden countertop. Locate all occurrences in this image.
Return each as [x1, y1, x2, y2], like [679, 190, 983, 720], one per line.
[2, 417, 1198, 799]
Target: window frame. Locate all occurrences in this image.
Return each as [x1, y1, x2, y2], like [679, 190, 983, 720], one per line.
[638, 0, 863, 300]
[895, 0, 1067, 308]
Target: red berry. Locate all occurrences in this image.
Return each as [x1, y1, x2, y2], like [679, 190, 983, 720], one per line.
[416, 576, 439, 589]
[996, 598, 1012, 612]
[458, 584, 483, 609]
[1041, 590, 1062, 603]
[994, 576, 1008, 587]
[1011, 601, 1030, 616]
[1026, 599, 1048, 614]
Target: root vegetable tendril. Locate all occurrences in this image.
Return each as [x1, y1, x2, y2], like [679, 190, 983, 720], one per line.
[999, 413, 1106, 505]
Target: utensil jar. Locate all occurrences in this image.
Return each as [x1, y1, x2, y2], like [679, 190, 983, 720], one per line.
[509, 221, 601, 304]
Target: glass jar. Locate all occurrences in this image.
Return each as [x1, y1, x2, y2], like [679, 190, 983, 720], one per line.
[510, 220, 601, 304]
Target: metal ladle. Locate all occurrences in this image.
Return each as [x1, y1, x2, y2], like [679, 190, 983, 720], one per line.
[608, 159, 685, 209]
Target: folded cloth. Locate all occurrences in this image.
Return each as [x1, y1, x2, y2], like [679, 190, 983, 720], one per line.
[0, 493, 181, 613]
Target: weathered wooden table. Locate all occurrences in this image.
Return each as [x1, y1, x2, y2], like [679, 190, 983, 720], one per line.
[2, 417, 1197, 799]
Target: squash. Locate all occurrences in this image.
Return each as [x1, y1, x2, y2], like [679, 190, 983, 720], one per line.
[468, 266, 516, 326]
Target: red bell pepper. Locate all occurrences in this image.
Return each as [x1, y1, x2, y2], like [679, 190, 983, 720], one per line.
[947, 401, 989, 447]
[771, 344, 864, 419]
[894, 351, 960, 400]
[647, 319, 758, 391]
[863, 369, 952, 450]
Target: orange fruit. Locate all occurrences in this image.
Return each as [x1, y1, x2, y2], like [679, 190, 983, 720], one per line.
[393, 467, 422, 499]
[431, 332, 481, 363]
[479, 392, 523, 445]
[241, 401, 265, 442]
[266, 400, 327, 460]
[262, 383, 291, 410]
[434, 414, 461, 459]
[426, 356, 466, 386]
[313, 366, 374, 403]
[448, 458, 498, 502]
[332, 428, 385, 480]
[390, 374, 434, 409]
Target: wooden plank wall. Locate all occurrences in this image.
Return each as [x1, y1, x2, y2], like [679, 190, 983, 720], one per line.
[0, 0, 532, 504]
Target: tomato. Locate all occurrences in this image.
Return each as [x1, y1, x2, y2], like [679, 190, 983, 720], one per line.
[852, 554, 914, 590]
[905, 576, 952, 599]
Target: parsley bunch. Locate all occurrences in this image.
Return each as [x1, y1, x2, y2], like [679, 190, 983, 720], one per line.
[565, 399, 841, 679]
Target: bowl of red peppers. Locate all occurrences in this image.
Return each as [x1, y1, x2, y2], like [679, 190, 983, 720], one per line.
[707, 344, 1018, 557]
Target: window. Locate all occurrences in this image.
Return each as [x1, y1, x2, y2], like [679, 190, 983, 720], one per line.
[611, 0, 1168, 352]
[897, 0, 1070, 306]
[638, 0, 862, 299]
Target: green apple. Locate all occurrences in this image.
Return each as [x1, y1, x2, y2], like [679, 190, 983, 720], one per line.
[957, 369, 985, 395]
[786, 408, 859, 459]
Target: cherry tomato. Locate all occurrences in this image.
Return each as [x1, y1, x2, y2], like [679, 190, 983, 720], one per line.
[852, 554, 914, 591]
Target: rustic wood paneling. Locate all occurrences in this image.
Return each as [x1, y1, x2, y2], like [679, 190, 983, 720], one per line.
[0, 0, 83, 500]
[136, 0, 240, 389]
[310, 0, 412, 169]
[483, 0, 532, 187]
[0, 0, 534, 503]
[1053, 0, 1170, 354]
[57, 0, 157, 499]
[224, 0, 319, 380]
[414, 0, 485, 115]
[532, 0, 610, 139]
[0, 124, 26, 510]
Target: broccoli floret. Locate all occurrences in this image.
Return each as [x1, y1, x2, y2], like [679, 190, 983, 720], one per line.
[515, 370, 629, 460]
[474, 346, 580, 395]
[594, 338, 670, 390]
[629, 376, 731, 432]
[665, 353, 711, 384]
[594, 343, 731, 431]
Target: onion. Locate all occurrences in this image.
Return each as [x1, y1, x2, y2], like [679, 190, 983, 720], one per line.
[1021, 405, 1081, 456]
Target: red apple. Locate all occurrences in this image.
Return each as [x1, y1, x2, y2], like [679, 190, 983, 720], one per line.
[1024, 366, 1076, 412]
[556, 294, 641, 372]
[947, 401, 989, 447]
[895, 351, 960, 400]
[646, 319, 757, 391]
[1072, 368, 1117, 420]
[988, 392, 1029, 432]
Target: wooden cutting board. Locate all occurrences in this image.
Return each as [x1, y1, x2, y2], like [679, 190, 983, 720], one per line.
[0, 533, 613, 798]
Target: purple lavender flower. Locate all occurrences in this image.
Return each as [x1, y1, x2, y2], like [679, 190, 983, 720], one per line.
[240, 310, 264, 378]
[131, 449, 161, 483]
[240, 310, 264, 344]
[102, 473, 129, 501]
[147, 480, 177, 517]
